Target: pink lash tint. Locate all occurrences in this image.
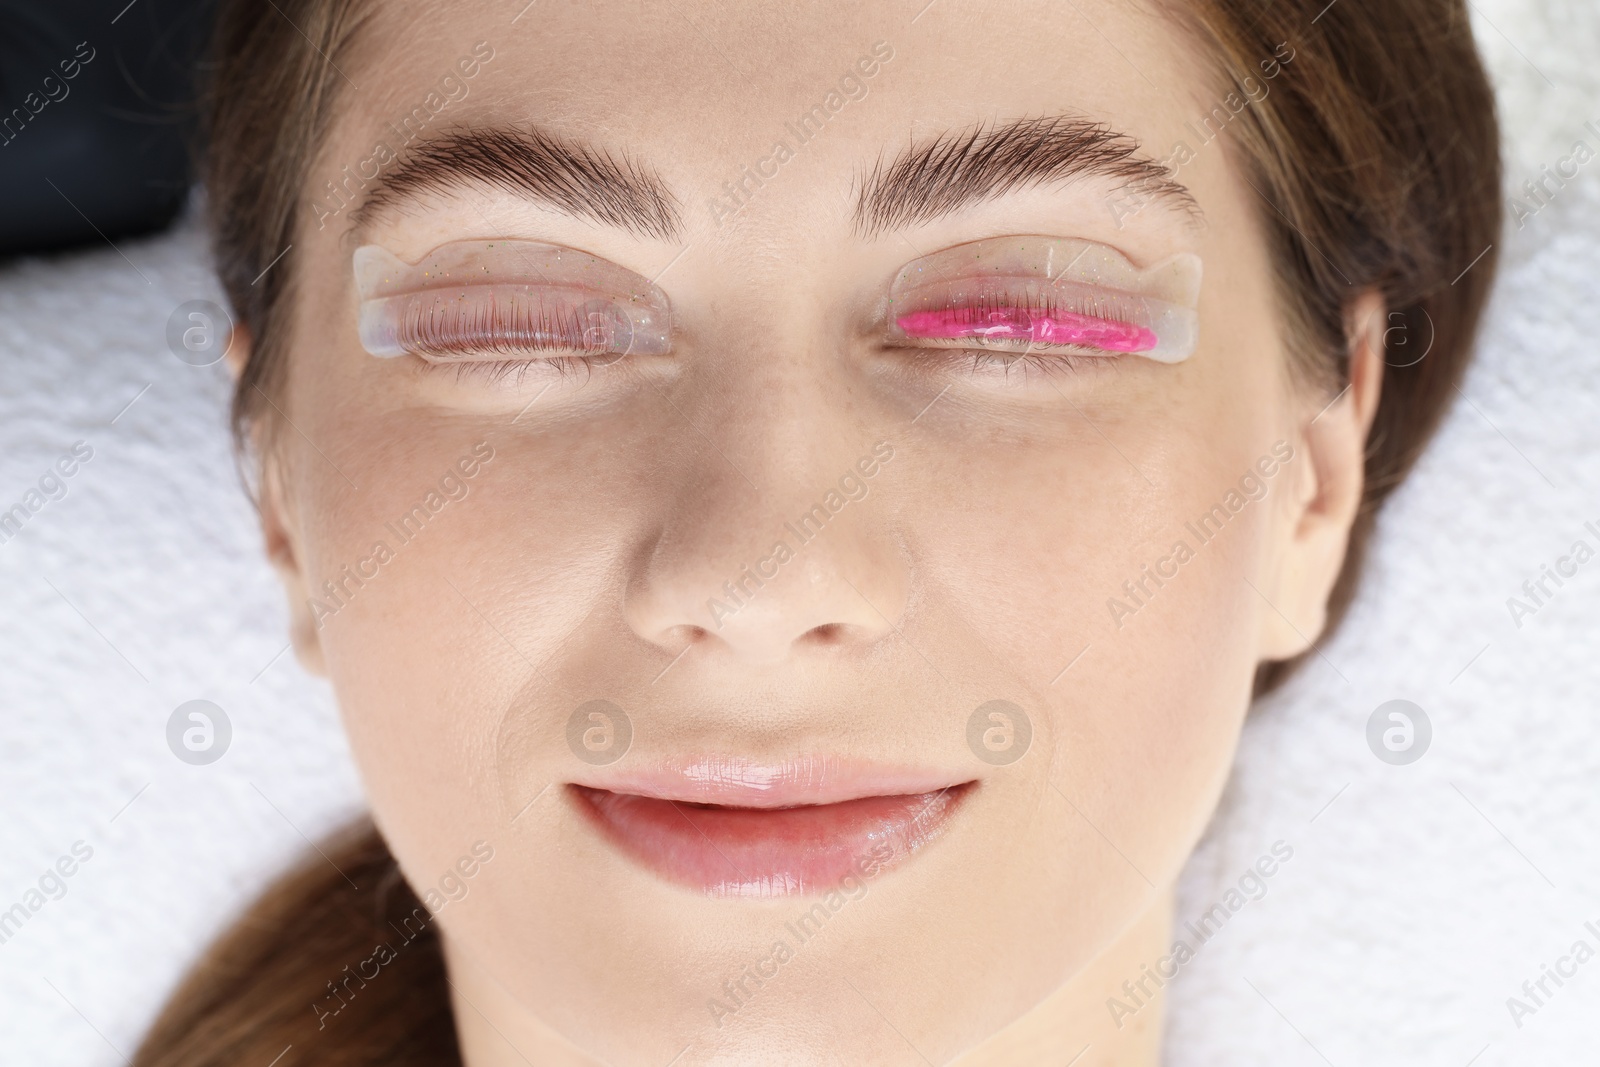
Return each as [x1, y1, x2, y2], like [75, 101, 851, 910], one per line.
[896, 306, 1158, 353]
[885, 235, 1204, 364]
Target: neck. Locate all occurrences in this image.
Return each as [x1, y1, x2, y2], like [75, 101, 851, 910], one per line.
[444, 889, 1172, 1066]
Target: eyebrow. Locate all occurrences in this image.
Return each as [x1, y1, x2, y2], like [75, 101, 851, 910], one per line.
[348, 125, 684, 241]
[349, 115, 1197, 244]
[852, 115, 1201, 237]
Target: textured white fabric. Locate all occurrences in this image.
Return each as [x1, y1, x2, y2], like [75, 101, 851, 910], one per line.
[1167, 4, 1600, 1062]
[0, 4, 1595, 1062]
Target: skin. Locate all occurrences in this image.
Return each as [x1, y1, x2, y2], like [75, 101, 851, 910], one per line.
[229, 0, 1383, 1062]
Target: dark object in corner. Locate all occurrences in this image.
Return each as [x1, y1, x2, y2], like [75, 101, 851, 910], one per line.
[0, 0, 217, 257]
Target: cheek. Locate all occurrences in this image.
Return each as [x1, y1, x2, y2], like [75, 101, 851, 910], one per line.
[830, 415, 1272, 1032]
[311, 432, 626, 799]
[909, 411, 1268, 839]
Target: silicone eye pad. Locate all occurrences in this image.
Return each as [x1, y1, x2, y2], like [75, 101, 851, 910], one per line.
[886, 235, 1203, 363]
[353, 239, 672, 359]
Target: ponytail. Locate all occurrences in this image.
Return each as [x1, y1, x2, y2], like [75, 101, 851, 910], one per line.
[132, 821, 460, 1067]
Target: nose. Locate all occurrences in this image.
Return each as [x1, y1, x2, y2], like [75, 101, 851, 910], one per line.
[622, 418, 908, 667]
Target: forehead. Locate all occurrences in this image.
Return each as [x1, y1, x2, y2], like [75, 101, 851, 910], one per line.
[329, 0, 1214, 198]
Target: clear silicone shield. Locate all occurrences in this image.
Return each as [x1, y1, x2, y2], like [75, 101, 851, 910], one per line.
[353, 239, 672, 361]
[886, 235, 1203, 363]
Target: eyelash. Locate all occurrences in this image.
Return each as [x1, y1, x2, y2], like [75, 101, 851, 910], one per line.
[905, 288, 1146, 335]
[888, 289, 1140, 382]
[418, 354, 606, 386]
[406, 292, 1129, 386]
[396, 292, 630, 359]
[915, 346, 1118, 383]
[893, 286, 1150, 349]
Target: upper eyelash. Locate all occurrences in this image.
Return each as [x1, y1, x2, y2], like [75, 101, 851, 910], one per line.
[900, 288, 1148, 333]
[395, 292, 626, 358]
[890, 285, 1154, 363]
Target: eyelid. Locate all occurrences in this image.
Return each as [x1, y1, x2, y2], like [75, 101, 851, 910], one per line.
[886, 235, 1203, 363]
[352, 238, 672, 359]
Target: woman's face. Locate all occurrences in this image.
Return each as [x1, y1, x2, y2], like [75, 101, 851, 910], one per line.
[254, 0, 1372, 1061]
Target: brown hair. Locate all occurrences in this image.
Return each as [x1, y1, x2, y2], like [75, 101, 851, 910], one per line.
[143, 0, 1501, 1062]
[132, 822, 458, 1066]
[1159, 0, 1503, 692]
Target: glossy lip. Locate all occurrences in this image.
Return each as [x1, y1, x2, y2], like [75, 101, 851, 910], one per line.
[569, 755, 970, 808]
[568, 757, 976, 897]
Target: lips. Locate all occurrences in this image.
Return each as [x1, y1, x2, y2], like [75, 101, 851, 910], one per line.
[569, 759, 974, 898]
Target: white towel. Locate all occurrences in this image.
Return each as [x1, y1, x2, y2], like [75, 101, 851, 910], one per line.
[1168, 3, 1600, 1062]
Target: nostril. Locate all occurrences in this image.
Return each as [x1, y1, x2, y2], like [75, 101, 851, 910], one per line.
[622, 526, 908, 662]
[801, 622, 848, 646]
[659, 623, 709, 649]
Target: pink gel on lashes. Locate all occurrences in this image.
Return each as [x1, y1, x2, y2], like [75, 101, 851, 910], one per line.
[895, 307, 1158, 354]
